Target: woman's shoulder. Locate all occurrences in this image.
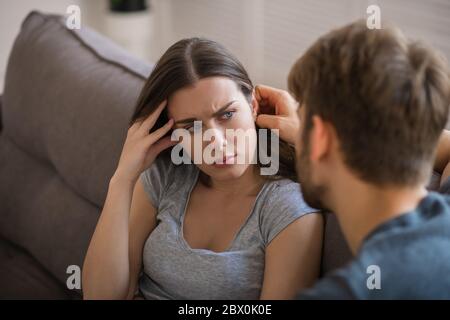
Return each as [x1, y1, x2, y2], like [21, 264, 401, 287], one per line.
[146, 151, 196, 179]
[140, 152, 197, 207]
[263, 178, 314, 211]
[267, 177, 298, 189]
[257, 178, 319, 246]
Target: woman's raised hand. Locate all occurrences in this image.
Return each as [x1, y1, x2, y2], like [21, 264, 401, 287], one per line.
[114, 100, 176, 184]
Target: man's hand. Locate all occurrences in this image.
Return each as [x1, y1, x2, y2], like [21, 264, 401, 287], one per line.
[434, 129, 450, 186]
[255, 84, 300, 145]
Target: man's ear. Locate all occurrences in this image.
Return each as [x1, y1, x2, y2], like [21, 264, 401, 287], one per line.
[309, 115, 331, 162]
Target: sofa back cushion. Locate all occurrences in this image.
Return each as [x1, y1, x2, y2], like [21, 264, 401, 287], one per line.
[0, 11, 152, 290]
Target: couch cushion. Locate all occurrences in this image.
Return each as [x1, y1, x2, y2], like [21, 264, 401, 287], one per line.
[321, 213, 353, 276]
[0, 134, 100, 295]
[0, 236, 75, 299]
[0, 11, 152, 297]
[2, 11, 152, 207]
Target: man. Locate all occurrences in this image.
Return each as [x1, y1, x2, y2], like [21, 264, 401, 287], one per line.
[256, 20, 450, 299]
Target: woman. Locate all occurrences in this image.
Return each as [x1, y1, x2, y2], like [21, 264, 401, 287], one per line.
[82, 38, 323, 300]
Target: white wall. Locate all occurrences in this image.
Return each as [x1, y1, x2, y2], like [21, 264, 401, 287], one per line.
[1, 0, 449, 92]
[0, 0, 86, 91]
[150, 0, 450, 89]
[0, 0, 156, 92]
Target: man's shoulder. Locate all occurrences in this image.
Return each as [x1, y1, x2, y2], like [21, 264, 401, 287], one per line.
[296, 260, 364, 299]
[297, 195, 450, 299]
[298, 240, 450, 299]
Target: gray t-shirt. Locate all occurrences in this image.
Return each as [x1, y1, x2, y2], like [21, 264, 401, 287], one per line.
[138, 153, 317, 300]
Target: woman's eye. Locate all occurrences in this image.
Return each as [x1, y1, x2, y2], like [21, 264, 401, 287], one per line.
[221, 111, 235, 120]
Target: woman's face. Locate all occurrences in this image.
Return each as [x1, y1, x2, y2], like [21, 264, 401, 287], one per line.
[167, 76, 258, 181]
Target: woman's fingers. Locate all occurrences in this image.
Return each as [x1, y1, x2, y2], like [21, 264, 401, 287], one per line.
[138, 100, 168, 135]
[118, 101, 173, 183]
[127, 121, 142, 135]
[150, 136, 178, 158]
[143, 136, 178, 168]
[143, 118, 174, 148]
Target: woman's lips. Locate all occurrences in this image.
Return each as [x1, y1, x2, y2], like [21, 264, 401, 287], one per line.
[213, 154, 237, 167]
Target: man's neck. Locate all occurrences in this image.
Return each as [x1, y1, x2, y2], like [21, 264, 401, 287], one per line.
[331, 175, 428, 254]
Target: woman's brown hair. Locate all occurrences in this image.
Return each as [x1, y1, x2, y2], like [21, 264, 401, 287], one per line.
[130, 38, 297, 181]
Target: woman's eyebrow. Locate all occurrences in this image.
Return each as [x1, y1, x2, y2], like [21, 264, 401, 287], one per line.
[211, 100, 237, 117]
[174, 117, 197, 125]
[174, 100, 237, 125]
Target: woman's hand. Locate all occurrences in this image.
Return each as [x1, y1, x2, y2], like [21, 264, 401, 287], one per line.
[255, 84, 300, 145]
[83, 102, 170, 299]
[114, 100, 176, 184]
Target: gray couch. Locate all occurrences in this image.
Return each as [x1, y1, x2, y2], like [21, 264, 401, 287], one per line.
[0, 11, 352, 299]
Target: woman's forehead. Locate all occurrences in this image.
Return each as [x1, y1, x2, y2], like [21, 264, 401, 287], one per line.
[168, 77, 244, 116]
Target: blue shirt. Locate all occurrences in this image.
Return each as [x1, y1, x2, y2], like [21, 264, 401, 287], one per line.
[297, 189, 450, 299]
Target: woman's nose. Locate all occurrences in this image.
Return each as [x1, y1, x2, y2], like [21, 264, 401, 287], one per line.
[206, 127, 227, 150]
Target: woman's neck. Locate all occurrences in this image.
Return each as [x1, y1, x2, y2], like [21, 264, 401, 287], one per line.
[201, 165, 266, 196]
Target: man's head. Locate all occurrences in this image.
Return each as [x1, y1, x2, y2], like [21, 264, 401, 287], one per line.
[288, 20, 450, 210]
